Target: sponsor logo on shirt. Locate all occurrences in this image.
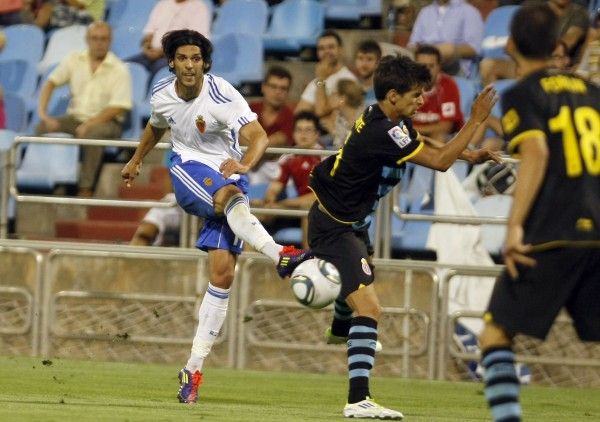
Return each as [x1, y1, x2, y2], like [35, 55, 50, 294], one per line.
[387, 124, 411, 149]
[441, 102, 456, 118]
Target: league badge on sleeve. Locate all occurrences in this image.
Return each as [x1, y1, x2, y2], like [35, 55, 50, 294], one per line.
[387, 124, 411, 149]
[195, 115, 206, 133]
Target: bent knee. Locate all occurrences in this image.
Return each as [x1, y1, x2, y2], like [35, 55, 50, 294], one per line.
[213, 185, 242, 215]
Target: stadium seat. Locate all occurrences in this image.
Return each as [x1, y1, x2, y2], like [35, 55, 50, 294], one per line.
[107, 0, 159, 30]
[481, 5, 520, 60]
[324, 0, 381, 22]
[263, 0, 325, 54]
[211, 0, 269, 37]
[112, 25, 145, 60]
[38, 25, 88, 75]
[473, 194, 512, 255]
[211, 33, 264, 86]
[16, 143, 80, 191]
[0, 129, 16, 152]
[247, 182, 269, 200]
[3, 92, 28, 133]
[491, 78, 516, 117]
[0, 24, 45, 67]
[27, 83, 71, 134]
[454, 76, 477, 119]
[0, 59, 38, 99]
[139, 66, 174, 120]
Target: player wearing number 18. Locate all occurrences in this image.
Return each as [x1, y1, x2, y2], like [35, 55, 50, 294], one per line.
[479, 4, 600, 422]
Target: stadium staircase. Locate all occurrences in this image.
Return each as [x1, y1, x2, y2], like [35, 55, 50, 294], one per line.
[54, 167, 170, 243]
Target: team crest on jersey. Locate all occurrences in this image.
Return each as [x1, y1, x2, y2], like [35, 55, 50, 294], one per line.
[441, 101, 456, 118]
[387, 124, 411, 149]
[203, 177, 213, 187]
[361, 258, 372, 276]
[196, 115, 206, 133]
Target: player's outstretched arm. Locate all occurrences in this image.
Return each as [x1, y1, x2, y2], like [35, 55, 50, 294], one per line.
[411, 86, 498, 171]
[121, 122, 166, 187]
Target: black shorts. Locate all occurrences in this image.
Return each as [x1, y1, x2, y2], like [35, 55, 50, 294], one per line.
[486, 248, 600, 341]
[307, 202, 374, 299]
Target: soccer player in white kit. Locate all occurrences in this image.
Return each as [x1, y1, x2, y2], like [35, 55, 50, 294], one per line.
[121, 29, 313, 404]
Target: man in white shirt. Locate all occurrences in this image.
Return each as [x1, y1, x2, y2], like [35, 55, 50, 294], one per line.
[36, 21, 132, 196]
[294, 30, 357, 120]
[120, 29, 312, 405]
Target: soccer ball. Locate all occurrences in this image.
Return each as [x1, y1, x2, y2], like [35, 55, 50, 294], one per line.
[290, 258, 341, 309]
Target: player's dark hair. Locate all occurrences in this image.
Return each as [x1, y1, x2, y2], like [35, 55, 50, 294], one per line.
[356, 39, 382, 59]
[162, 29, 212, 73]
[510, 3, 559, 59]
[319, 29, 343, 46]
[373, 55, 431, 101]
[294, 111, 321, 131]
[264, 65, 292, 84]
[414, 44, 442, 64]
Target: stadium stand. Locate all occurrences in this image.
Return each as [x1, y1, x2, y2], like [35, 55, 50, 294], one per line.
[106, 0, 160, 30]
[211, 33, 264, 86]
[0, 59, 38, 100]
[211, 0, 269, 37]
[16, 142, 80, 192]
[37, 24, 87, 75]
[3, 91, 28, 133]
[480, 5, 520, 60]
[0, 24, 45, 67]
[112, 25, 145, 60]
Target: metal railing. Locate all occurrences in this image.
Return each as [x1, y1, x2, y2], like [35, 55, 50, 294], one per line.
[1, 135, 514, 255]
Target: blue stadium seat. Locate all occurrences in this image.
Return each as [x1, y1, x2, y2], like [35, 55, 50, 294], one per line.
[454, 76, 477, 120]
[481, 5, 520, 60]
[0, 24, 45, 67]
[212, 0, 268, 37]
[246, 182, 269, 200]
[211, 33, 264, 86]
[28, 83, 71, 134]
[263, 0, 325, 54]
[139, 66, 173, 120]
[16, 143, 80, 191]
[38, 25, 88, 75]
[491, 78, 516, 117]
[3, 92, 28, 133]
[107, 0, 159, 30]
[0, 129, 16, 152]
[0, 59, 38, 99]
[324, 0, 381, 21]
[112, 25, 145, 60]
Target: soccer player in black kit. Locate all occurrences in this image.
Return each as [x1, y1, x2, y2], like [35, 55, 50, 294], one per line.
[307, 54, 500, 419]
[478, 4, 600, 422]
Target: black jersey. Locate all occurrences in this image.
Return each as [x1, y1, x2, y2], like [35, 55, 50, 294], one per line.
[309, 104, 423, 224]
[501, 69, 600, 247]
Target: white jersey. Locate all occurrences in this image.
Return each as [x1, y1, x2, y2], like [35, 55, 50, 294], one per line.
[149, 73, 258, 176]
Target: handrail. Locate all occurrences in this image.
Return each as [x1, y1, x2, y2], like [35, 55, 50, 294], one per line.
[1, 135, 516, 256]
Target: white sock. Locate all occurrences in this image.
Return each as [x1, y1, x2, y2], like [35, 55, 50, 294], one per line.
[185, 283, 230, 373]
[224, 193, 282, 263]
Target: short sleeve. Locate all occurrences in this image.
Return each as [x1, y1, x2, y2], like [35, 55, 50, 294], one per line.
[368, 119, 423, 167]
[501, 84, 545, 155]
[208, 76, 257, 132]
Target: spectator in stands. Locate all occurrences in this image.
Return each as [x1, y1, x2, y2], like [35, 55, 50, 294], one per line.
[351, 39, 382, 105]
[33, 0, 105, 32]
[412, 44, 464, 143]
[551, 39, 572, 70]
[254, 111, 322, 248]
[0, 31, 4, 129]
[294, 30, 357, 119]
[548, 0, 590, 67]
[321, 79, 365, 149]
[248, 65, 295, 185]
[35, 21, 132, 197]
[127, 0, 211, 81]
[130, 192, 182, 246]
[0, 0, 24, 26]
[576, 11, 600, 86]
[407, 0, 484, 78]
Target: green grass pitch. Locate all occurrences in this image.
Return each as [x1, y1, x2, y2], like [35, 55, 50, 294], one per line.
[0, 356, 598, 421]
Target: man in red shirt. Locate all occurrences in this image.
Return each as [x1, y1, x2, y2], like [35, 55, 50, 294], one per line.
[257, 111, 322, 248]
[412, 44, 464, 142]
[248, 65, 295, 184]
